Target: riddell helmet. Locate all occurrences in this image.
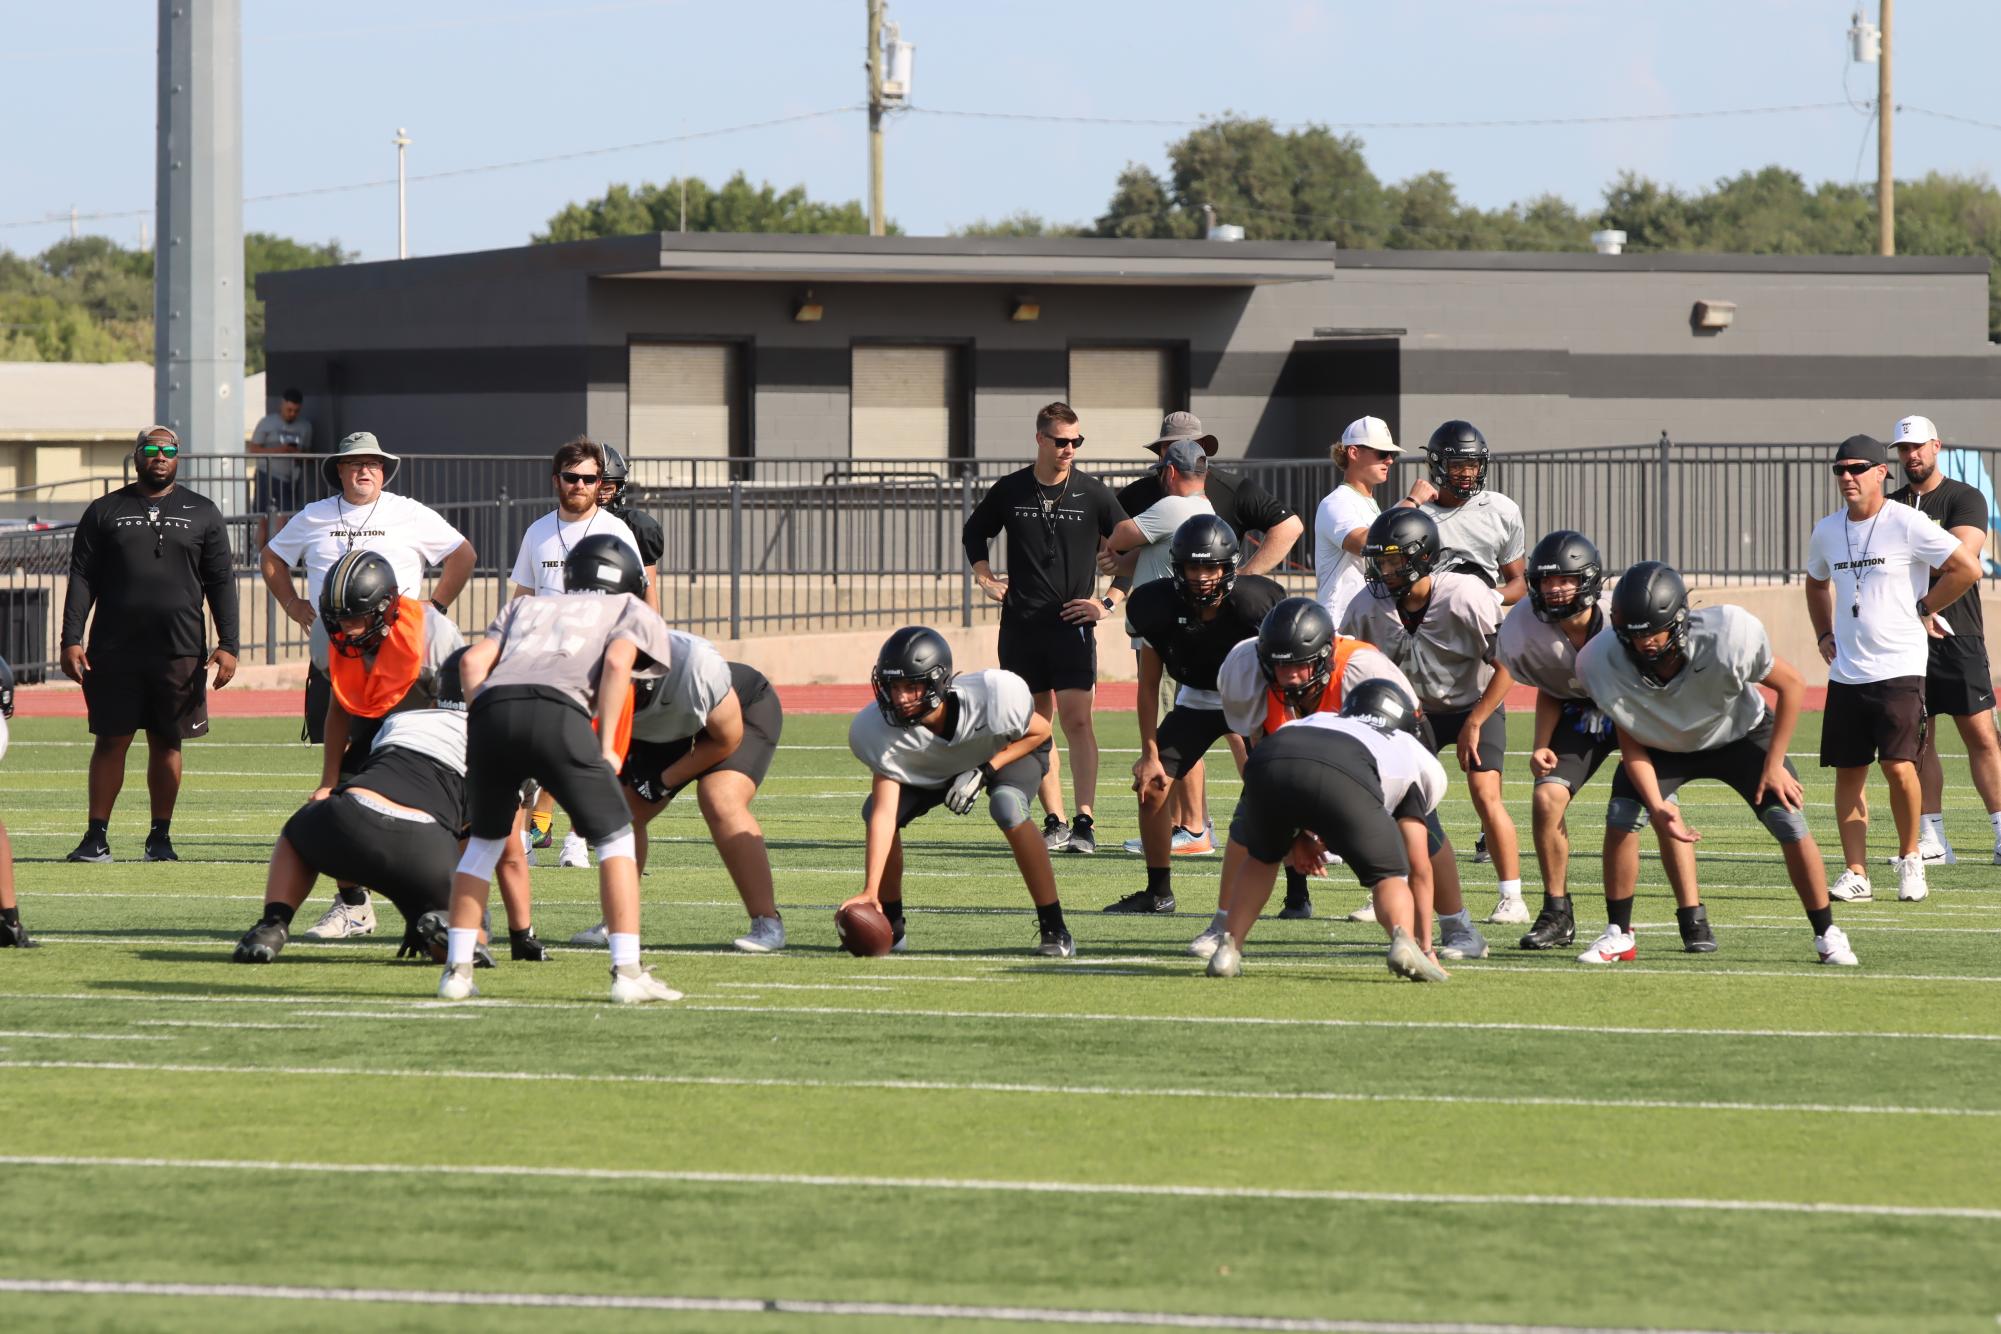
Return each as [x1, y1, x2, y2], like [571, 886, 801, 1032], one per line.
[1361, 507, 1439, 598]
[599, 442, 631, 514]
[564, 533, 646, 596]
[1340, 677, 1420, 737]
[1257, 597, 1337, 716]
[1426, 420, 1489, 499]
[872, 626, 953, 727]
[1611, 560, 1691, 684]
[1527, 530, 1605, 623]
[320, 549, 401, 658]
[1168, 514, 1239, 610]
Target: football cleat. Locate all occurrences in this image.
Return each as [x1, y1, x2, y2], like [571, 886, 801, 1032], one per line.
[1518, 897, 1575, 950]
[509, 927, 552, 962]
[1188, 924, 1226, 960]
[1827, 869, 1873, 903]
[1035, 926, 1076, 959]
[1278, 890, 1313, 921]
[734, 916, 786, 954]
[0, 916, 36, 949]
[1206, 936, 1243, 977]
[1064, 816, 1097, 856]
[1436, 914, 1489, 961]
[1576, 925, 1638, 964]
[610, 964, 683, 1004]
[1887, 826, 1953, 865]
[1472, 832, 1491, 864]
[142, 833, 179, 862]
[569, 921, 610, 948]
[1679, 905, 1718, 954]
[1102, 887, 1176, 914]
[558, 831, 591, 869]
[1386, 927, 1450, 982]
[437, 963, 479, 1001]
[65, 831, 112, 864]
[1041, 814, 1071, 853]
[1345, 899, 1379, 923]
[232, 920, 288, 964]
[1892, 854, 1928, 903]
[889, 919, 908, 953]
[1122, 825, 1209, 856]
[412, 911, 495, 968]
[1485, 894, 1530, 926]
[1815, 924, 1860, 966]
[302, 896, 376, 940]
[529, 822, 554, 850]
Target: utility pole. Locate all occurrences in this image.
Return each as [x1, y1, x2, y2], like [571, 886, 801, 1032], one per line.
[1877, 0, 1894, 256]
[394, 127, 412, 259]
[69, 205, 78, 241]
[866, 0, 885, 237]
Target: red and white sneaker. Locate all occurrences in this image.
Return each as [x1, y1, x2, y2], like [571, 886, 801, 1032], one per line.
[1576, 925, 1637, 964]
[1816, 925, 1859, 966]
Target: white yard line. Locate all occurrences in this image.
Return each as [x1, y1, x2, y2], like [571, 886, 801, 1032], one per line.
[0, 1031, 169, 1043]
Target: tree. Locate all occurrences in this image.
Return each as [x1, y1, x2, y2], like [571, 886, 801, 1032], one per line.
[953, 211, 1082, 238]
[535, 172, 887, 242]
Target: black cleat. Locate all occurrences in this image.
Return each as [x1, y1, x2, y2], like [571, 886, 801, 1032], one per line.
[233, 920, 288, 964]
[1036, 926, 1076, 958]
[509, 927, 552, 962]
[1102, 888, 1176, 914]
[1278, 894, 1314, 921]
[412, 910, 495, 967]
[1518, 897, 1576, 950]
[1472, 833, 1491, 864]
[1, 918, 38, 949]
[1065, 815, 1097, 856]
[66, 832, 112, 864]
[1680, 905, 1719, 954]
[142, 833, 179, 862]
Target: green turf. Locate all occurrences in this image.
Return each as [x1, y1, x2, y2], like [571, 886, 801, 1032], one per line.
[1, 711, 1998, 1333]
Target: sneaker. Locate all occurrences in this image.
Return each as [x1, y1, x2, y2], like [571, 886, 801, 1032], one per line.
[1387, 926, 1450, 982]
[232, 920, 287, 964]
[569, 921, 609, 948]
[1345, 899, 1379, 924]
[1679, 905, 1718, 954]
[1277, 892, 1313, 921]
[1122, 825, 1207, 856]
[1485, 894, 1531, 926]
[142, 833, 179, 862]
[1036, 925, 1076, 958]
[1436, 915, 1489, 961]
[1576, 925, 1638, 964]
[1886, 828, 1954, 865]
[529, 822, 554, 850]
[509, 927, 552, 962]
[1518, 898, 1575, 951]
[1816, 924, 1860, 966]
[301, 897, 376, 940]
[437, 962, 479, 1001]
[1065, 815, 1097, 856]
[610, 964, 683, 1004]
[1102, 887, 1176, 914]
[1992, 841, 2001, 868]
[1893, 853, 1928, 902]
[1472, 833, 1491, 864]
[558, 831, 591, 869]
[1827, 869, 1874, 903]
[0, 917, 36, 949]
[734, 915, 786, 953]
[1188, 924, 1226, 960]
[412, 910, 494, 968]
[1041, 814, 1072, 853]
[890, 920, 908, 953]
[1206, 936, 1242, 977]
[65, 831, 112, 864]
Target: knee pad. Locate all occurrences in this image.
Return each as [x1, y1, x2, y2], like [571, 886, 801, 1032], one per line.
[455, 835, 507, 881]
[1760, 805, 1810, 844]
[592, 825, 637, 864]
[1605, 797, 1649, 832]
[987, 783, 1033, 832]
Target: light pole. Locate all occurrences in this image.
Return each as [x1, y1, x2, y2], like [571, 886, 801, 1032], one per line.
[394, 127, 412, 259]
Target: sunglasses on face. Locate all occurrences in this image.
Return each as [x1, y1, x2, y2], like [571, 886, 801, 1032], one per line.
[140, 443, 179, 458]
[1831, 462, 1881, 477]
[1041, 434, 1085, 450]
[558, 470, 602, 486]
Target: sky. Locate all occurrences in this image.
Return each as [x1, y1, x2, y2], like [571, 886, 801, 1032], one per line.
[4, 0, 2000, 263]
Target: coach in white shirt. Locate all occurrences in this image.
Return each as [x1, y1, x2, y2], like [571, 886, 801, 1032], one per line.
[1806, 434, 1980, 904]
[510, 437, 652, 607]
[1313, 415, 1400, 626]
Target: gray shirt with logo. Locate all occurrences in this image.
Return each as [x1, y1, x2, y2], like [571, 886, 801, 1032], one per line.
[848, 669, 1035, 788]
[1338, 570, 1501, 713]
[1420, 490, 1526, 585]
[479, 591, 671, 714]
[1495, 590, 1613, 701]
[632, 628, 736, 744]
[1575, 604, 1773, 754]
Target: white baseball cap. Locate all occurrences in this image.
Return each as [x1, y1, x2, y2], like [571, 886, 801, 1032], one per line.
[1337, 415, 1400, 454]
[1891, 414, 1940, 447]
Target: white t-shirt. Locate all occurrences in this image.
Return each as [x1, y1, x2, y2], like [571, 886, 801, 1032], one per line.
[1805, 500, 1963, 684]
[510, 509, 644, 596]
[265, 491, 468, 606]
[848, 670, 1035, 788]
[1313, 484, 1380, 626]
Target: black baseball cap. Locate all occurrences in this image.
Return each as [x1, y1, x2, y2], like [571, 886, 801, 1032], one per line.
[1834, 434, 1890, 467]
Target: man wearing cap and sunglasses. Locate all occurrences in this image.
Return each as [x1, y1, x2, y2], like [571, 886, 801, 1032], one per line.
[59, 427, 240, 863]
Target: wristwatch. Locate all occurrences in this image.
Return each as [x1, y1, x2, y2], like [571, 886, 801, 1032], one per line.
[431, 597, 450, 614]
[1100, 596, 1116, 611]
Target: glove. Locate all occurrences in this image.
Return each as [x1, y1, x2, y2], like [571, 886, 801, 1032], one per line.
[944, 763, 995, 815]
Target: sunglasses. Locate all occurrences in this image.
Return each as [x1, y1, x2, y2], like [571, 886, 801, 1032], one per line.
[1830, 462, 1882, 476]
[1041, 434, 1085, 450]
[558, 470, 603, 486]
[140, 443, 179, 458]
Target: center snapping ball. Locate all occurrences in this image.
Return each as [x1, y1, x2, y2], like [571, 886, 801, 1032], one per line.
[835, 900, 895, 957]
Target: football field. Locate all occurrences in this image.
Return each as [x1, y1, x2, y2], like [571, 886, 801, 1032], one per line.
[0, 710, 1997, 1334]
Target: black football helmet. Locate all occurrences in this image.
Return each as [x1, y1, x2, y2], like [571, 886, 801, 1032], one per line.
[564, 533, 647, 596]
[0, 652, 14, 720]
[1168, 514, 1239, 610]
[1426, 420, 1489, 500]
[1527, 530, 1605, 623]
[599, 442, 631, 514]
[872, 626, 953, 726]
[1257, 597, 1337, 716]
[1611, 561, 1691, 684]
[320, 549, 402, 657]
[1361, 508, 1439, 598]
[1340, 677, 1420, 737]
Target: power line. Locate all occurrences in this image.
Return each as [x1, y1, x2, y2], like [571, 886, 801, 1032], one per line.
[1898, 103, 2001, 133]
[903, 101, 1855, 132]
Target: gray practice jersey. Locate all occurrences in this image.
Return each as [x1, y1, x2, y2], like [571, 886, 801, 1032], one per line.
[632, 628, 735, 744]
[1217, 636, 1418, 738]
[1575, 604, 1773, 754]
[1494, 590, 1614, 701]
[1338, 571, 1501, 712]
[1278, 712, 1448, 819]
[479, 591, 671, 714]
[371, 707, 467, 776]
[849, 669, 1035, 788]
[1420, 490, 1526, 585]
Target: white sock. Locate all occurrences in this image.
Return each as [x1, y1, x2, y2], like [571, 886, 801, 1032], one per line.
[1498, 879, 1523, 900]
[609, 932, 640, 969]
[1208, 910, 1228, 933]
[446, 928, 478, 967]
[1990, 810, 2001, 841]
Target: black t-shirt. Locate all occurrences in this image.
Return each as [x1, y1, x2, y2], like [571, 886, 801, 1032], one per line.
[1891, 476, 1987, 639]
[963, 466, 1125, 624]
[621, 506, 666, 569]
[339, 742, 466, 832]
[1125, 574, 1286, 691]
[1113, 465, 1295, 592]
[61, 483, 239, 659]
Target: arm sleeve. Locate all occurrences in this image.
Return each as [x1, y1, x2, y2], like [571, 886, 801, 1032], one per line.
[616, 600, 674, 676]
[848, 710, 888, 773]
[1232, 475, 1293, 532]
[962, 479, 1008, 565]
[201, 510, 240, 653]
[484, 599, 520, 643]
[249, 419, 275, 446]
[60, 503, 102, 648]
[1728, 608, 1775, 685]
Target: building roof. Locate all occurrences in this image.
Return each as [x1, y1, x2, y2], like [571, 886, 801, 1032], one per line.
[0, 363, 267, 442]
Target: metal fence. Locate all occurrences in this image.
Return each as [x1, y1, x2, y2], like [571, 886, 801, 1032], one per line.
[5, 440, 1998, 680]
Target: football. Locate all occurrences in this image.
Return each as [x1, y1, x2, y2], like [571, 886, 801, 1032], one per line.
[834, 900, 895, 957]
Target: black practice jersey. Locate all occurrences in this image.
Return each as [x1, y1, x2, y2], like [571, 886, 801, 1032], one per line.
[1124, 574, 1286, 691]
[963, 466, 1125, 623]
[1891, 476, 1987, 639]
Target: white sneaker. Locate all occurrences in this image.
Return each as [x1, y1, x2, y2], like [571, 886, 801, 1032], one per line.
[301, 897, 376, 940]
[1576, 925, 1637, 964]
[1205, 936, 1242, 977]
[1991, 841, 2001, 867]
[1827, 869, 1874, 903]
[610, 964, 683, 1003]
[1887, 827, 1954, 865]
[1188, 924, 1226, 960]
[437, 963, 478, 1000]
[733, 916, 786, 953]
[1345, 899, 1378, 923]
[569, 921, 609, 948]
[558, 832, 591, 869]
[1484, 894, 1531, 926]
[1893, 853, 1929, 902]
[1816, 924, 1859, 966]
[1436, 914, 1489, 961]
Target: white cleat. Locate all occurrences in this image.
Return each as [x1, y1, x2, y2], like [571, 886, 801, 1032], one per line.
[1205, 936, 1242, 977]
[1816, 924, 1860, 966]
[733, 915, 786, 953]
[301, 897, 376, 940]
[437, 963, 478, 1001]
[1386, 927, 1450, 982]
[1484, 894, 1531, 926]
[1892, 853, 1929, 902]
[1576, 925, 1637, 964]
[558, 832, 591, 869]
[610, 964, 683, 1004]
[1827, 869, 1874, 903]
[1188, 925, 1226, 960]
[1345, 899, 1378, 923]
[569, 921, 609, 948]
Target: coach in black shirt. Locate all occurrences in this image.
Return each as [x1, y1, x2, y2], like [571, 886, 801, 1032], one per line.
[964, 401, 1126, 853]
[59, 426, 239, 863]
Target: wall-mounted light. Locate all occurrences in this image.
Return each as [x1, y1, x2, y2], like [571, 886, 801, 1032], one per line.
[1009, 297, 1040, 322]
[793, 290, 824, 323]
[1692, 299, 1736, 332]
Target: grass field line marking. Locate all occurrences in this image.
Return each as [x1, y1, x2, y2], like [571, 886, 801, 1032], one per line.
[133, 1020, 311, 1031]
[710, 982, 897, 993]
[1628, 920, 2001, 936]
[0, 1030, 170, 1043]
[0, 1157, 1995, 1225]
[0, 1278, 1765, 1334]
[288, 1009, 484, 1021]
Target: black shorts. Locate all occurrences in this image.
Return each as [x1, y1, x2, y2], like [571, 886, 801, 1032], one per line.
[1926, 634, 1997, 718]
[281, 791, 457, 925]
[1540, 701, 1618, 793]
[1821, 677, 1927, 768]
[621, 665, 783, 804]
[83, 655, 209, 740]
[255, 472, 300, 514]
[1428, 705, 1507, 773]
[464, 686, 632, 842]
[1226, 726, 1410, 886]
[1156, 706, 1232, 781]
[864, 743, 1050, 829]
[1610, 714, 1799, 822]
[997, 616, 1097, 695]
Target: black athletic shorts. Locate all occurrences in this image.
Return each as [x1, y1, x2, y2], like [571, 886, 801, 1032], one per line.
[1540, 700, 1618, 793]
[464, 686, 631, 842]
[281, 791, 457, 925]
[1926, 634, 1997, 718]
[1611, 713, 1800, 822]
[1155, 705, 1232, 781]
[1821, 677, 1927, 768]
[864, 742, 1051, 829]
[1226, 726, 1410, 886]
[83, 654, 209, 740]
[997, 616, 1097, 695]
[622, 665, 783, 804]
[1428, 705, 1507, 773]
